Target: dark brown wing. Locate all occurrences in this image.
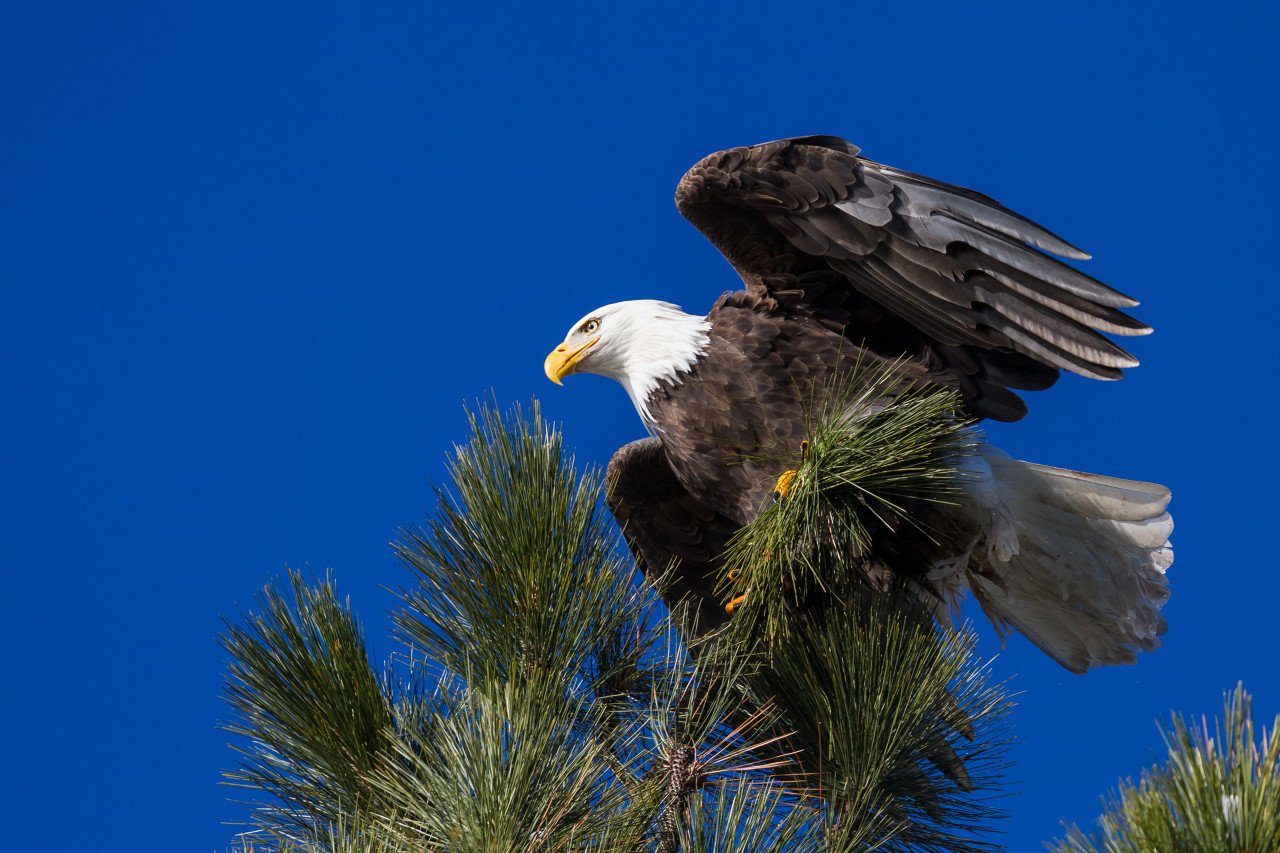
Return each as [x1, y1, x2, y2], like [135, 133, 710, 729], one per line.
[605, 437, 740, 638]
[675, 136, 1150, 421]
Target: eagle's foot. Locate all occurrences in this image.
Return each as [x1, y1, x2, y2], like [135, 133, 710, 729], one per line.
[772, 440, 809, 501]
[724, 568, 746, 614]
[773, 469, 798, 500]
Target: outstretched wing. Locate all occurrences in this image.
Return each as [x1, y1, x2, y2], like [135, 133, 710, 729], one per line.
[605, 438, 740, 637]
[676, 136, 1150, 421]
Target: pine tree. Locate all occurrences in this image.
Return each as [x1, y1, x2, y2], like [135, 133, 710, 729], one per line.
[1050, 684, 1280, 852]
[219, 391, 1016, 851]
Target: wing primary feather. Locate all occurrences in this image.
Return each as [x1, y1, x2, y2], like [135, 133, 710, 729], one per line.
[858, 253, 1138, 371]
[994, 322, 1129, 380]
[970, 348, 1060, 391]
[955, 249, 1152, 336]
[972, 286, 1141, 368]
[928, 211, 1139, 308]
[881, 234, 1150, 336]
[830, 258, 973, 343]
[877, 164, 1092, 261]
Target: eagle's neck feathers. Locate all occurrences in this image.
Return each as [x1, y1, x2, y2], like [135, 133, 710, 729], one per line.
[585, 301, 711, 431]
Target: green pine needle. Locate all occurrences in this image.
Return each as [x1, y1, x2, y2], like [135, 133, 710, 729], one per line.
[220, 570, 395, 841]
[366, 665, 646, 849]
[393, 399, 651, 694]
[746, 591, 1013, 852]
[1050, 683, 1280, 852]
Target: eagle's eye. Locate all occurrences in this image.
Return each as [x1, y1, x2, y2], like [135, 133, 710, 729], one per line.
[582, 319, 600, 335]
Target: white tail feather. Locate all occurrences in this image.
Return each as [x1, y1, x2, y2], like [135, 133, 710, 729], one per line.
[938, 445, 1173, 674]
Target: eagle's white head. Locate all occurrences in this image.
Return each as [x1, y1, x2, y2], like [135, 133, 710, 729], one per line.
[545, 299, 711, 429]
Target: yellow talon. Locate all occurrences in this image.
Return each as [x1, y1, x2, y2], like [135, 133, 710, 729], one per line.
[772, 441, 809, 500]
[724, 568, 744, 614]
[773, 468, 798, 500]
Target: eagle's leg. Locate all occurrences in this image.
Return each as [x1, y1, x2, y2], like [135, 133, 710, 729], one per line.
[772, 440, 810, 500]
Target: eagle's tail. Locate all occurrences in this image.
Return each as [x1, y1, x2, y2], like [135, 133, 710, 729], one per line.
[934, 446, 1173, 674]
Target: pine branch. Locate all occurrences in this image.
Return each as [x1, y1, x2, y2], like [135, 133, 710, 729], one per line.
[220, 570, 395, 842]
[393, 399, 650, 700]
[681, 775, 821, 852]
[638, 633, 801, 851]
[733, 587, 1012, 852]
[1050, 683, 1280, 852]
[365, 665, 649, 850]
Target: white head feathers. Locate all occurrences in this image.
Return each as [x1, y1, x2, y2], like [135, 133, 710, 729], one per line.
[554, 300, 711, 430]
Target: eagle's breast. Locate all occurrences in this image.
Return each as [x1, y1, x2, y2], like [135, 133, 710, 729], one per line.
[645, 293, 851, 524]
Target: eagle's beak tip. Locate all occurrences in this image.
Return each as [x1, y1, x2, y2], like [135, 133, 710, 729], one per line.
[544, 337, 597, 386]
[544, 344, 569, 385]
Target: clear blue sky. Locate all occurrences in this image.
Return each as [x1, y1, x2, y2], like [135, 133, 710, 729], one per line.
[2, 2, 1276, 848]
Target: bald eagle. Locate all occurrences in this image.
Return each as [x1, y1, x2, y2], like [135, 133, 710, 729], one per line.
[544, 136, 1172, 674]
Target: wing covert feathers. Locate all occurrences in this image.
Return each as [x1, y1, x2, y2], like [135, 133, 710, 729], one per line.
[675, 136, 1150, 421]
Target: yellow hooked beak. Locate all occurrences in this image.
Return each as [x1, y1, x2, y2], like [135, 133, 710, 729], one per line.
[544, 336, 600, 385]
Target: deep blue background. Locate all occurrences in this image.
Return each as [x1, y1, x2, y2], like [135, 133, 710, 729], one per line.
[3, 2, 1276, 848]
